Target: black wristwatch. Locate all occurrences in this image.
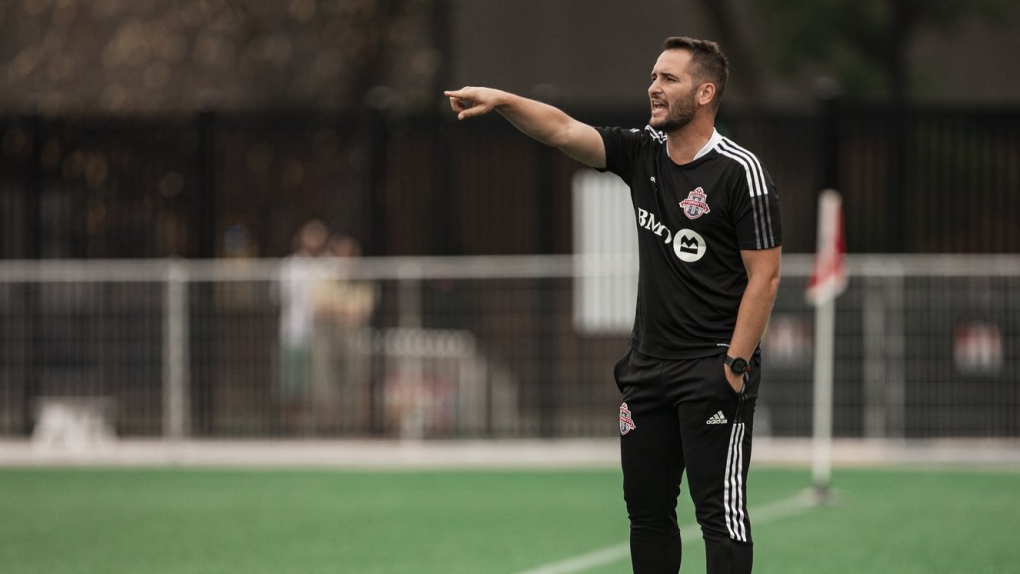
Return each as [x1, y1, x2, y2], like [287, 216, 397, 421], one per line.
[725, 355, 749, 375]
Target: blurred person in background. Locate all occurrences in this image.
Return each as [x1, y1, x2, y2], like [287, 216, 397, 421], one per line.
[446, 36, 781, 574]
[277, 219, 329, 434]
[309, 232, 377, 434]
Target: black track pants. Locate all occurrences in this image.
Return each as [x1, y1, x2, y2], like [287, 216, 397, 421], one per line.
[615, 348, 759, 574]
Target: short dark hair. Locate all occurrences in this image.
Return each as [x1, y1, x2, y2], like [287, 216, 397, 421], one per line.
[662, 37, 728, 106]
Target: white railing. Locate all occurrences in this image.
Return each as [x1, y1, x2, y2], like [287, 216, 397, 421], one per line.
[1, 254, 1018, 441]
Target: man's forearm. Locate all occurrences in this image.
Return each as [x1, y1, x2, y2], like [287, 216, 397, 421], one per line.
[728, 274, 780, 360]
[729, 246, 781, 361]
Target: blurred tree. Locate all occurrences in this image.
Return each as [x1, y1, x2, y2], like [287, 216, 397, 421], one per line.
[0, 0, 445, 115]
[751, 0, 1015, 101]
[696, 0, 766, 106]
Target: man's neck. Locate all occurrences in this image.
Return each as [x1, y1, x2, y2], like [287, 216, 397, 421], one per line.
[665, 119, 716, 165]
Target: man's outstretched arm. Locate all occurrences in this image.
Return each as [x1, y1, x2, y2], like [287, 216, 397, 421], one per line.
[445, 87, 606, 169]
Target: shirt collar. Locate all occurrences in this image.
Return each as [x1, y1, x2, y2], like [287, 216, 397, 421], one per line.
[693, 129, 723, 161]
[664, 129, 723, 162]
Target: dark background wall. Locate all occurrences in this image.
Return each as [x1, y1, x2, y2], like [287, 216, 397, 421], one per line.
[1, 0, 1019, 260]
[450, 0, 1020, 108]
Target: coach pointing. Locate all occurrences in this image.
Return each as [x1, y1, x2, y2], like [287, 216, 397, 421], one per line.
[446, 36, 781, 574]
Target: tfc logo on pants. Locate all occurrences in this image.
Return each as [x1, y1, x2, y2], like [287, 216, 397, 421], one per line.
[619, 402, 637, 435]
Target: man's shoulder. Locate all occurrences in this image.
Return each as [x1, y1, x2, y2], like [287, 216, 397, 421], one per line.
[709, 136, 767, 170]
[642, 125, 667, 143]
[599, 125, 666, 143]
[598, 126, 665, 171]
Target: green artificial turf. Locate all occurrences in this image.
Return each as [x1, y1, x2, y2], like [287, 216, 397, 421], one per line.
[0, 466, 1017, 573]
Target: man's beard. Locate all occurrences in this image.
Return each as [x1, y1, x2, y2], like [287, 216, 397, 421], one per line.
[649, 88, 698, 132]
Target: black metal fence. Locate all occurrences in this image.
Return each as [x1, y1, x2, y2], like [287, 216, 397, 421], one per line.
[2, 103, 1018, 261]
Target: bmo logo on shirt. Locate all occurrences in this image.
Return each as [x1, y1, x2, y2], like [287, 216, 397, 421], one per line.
[673, 229, 706, 262]
[636, 208, 706, 263]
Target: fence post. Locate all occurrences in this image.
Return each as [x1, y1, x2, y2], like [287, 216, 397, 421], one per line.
[195, 110, 217, 258]
[863, 275, 886, 438]
[817, 82, 840, 192]
[886, 273, 905, 439]
[20, 116, 44, 435]
[163, 261, 190, 441]
[862, 263, 907, 440]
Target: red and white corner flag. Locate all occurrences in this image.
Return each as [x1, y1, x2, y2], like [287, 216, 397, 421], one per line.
[805, 189, 847, 307]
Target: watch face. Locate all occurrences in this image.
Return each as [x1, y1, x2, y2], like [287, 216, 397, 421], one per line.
[730, 358, 748, 373]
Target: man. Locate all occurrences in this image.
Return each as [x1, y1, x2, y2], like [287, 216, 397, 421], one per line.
[311, 233, 376, 433]
[278, 218, 330, 433]
[446, 36, 781, 574]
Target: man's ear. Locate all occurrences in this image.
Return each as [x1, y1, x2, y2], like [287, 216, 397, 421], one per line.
[698, 83, 716, 106]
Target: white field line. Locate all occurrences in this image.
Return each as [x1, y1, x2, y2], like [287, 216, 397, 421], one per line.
[514, 491, 817, 574]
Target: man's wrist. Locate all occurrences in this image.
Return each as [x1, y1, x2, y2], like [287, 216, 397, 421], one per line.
[725, 355, 749, 375]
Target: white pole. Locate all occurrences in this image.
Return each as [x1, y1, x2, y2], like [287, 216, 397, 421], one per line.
[805, 189, 845, 502]
[163, 262, 190, 442]
[811, 295, 836, 496]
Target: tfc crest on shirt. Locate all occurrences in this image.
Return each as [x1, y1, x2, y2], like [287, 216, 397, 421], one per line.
[679, 186, 711, 219]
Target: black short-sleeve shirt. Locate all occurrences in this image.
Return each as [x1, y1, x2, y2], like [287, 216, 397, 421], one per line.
[597, 126, 782, 359]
